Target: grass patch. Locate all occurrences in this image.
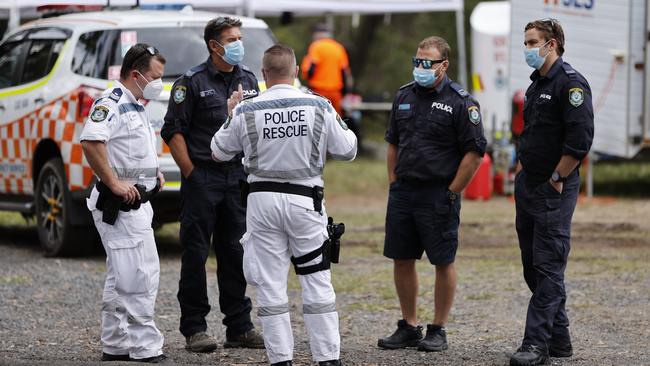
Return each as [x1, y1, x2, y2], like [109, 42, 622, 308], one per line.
[0, 275, 31, 285]
[323, 157, 388, 197]
[589, 160, 650, 197]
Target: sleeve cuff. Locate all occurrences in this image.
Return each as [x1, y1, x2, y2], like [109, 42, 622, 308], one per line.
[79, 135, 108, 143]
[562, 146, 588, 160]
[384, 135, 398, 145]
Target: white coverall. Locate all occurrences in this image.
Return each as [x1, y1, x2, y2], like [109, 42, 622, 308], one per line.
[80, 81, 164, 360]
[211, 84, 357, 363]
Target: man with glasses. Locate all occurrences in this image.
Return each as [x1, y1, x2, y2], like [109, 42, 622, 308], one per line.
[81, 43, 167, 363]
[510, 19, 593, 366]
[161, 16, 263, 353]
[377, 36, 486, 353]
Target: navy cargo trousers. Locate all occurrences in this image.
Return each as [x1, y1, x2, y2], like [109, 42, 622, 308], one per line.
[514, 170, 580, 350]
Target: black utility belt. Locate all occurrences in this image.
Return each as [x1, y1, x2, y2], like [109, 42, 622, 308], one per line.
[240, 181, 324, 213]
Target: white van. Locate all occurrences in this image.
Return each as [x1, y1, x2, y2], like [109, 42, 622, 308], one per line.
[0, 8, 276, 256]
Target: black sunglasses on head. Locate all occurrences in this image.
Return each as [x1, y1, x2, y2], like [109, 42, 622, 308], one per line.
[412, 57, 445, 69]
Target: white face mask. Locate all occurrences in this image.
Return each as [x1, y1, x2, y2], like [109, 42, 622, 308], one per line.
[136, 71, 163, 99]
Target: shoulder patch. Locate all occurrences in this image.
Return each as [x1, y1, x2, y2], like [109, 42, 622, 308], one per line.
[399, 81, 415, 90]
[568, 87, 584, 107]
[173, 85, 187, 104]
[108, 88, 122, 103]
[467, 105, 481, 125]
[90, 105, 110, 123]
[185, 63, 207, 78]
[450, 82, 470, 98]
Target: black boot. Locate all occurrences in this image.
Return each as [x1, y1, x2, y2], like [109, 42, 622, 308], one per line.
[132, 354, 168, 363]
[101, 352, 130, 361]
[548, 341, 573, 358]
[318, 360, 342, 366]
[377, 319, 423, 349]
[510, 345, 549, 366]
[271, 361, 292, 366]
[417, 324, 448, 352]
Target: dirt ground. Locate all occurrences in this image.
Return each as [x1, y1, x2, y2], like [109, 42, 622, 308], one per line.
[0, 194, 649, 365]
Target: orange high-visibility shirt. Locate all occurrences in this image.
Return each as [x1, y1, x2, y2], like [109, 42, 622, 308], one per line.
[301, 38, 349, 91]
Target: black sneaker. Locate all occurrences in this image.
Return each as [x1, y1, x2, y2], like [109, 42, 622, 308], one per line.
[319, 360, 343, 366]
[549, 341, 573, 358]
[271, 361, 292, 366]
[510, 345, 549, 366]
[132, 354, 168, 363]
[417, 324, 448, 352]
[101, 352, 130, 361]
[377, 319, 423, 349]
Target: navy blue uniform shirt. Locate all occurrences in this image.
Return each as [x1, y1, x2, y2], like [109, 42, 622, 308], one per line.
[385, 75, 487, 184]
[161, 58, 259, 165]
[518, 58, 594, 184]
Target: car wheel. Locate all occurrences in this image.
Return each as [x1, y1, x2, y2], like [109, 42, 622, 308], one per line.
[35, 158, 94, 256]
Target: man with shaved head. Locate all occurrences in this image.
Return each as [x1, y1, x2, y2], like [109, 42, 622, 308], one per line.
[211, 43, 357, 366]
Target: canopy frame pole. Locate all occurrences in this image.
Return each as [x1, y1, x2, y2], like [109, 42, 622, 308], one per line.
[455, 4, 467, 88]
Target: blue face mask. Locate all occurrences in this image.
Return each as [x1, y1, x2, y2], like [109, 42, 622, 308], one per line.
[412, 68, 437, 88]
[218, 40, 245, 65]
[524, 39, 551, 70]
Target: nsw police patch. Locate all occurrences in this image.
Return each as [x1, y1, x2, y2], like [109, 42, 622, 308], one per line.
[569, 87, 584, 107]
[336, 114, 349, 130]
[173, 85, 187, 104]
[90, 105, 109, 122]
[468, 105, 481, 125]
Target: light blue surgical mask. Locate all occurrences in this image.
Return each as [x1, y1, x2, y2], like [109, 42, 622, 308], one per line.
[217, 39, 245, 65]
[412, 68, 437, 88]
[524, 39, 551, 70]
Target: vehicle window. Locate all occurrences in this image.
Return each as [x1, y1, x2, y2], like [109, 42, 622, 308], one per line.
[0, 41, 28, 88]
[72, 30, 115, 78]
[21, 40, 64, 84]
[73, 26, 275, 81]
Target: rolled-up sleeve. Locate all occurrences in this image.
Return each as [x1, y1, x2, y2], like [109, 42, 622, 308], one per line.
[562, 79, 594, 160]
[456, 99, 487, 156]
[161, 78, 193, 143]
[211, 109, 244, 162]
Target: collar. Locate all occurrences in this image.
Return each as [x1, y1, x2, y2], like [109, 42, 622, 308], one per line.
[530, 57, 563, 81]
[415, 74, 449, 96]
[206, 57, 240, 79]
[267, 84, 296, 92]
[114, 80, 141, 105]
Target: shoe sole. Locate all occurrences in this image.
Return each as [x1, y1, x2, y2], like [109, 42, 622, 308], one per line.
[417, 343, 448, 352]
[185, 344, 218, 353]
[377, 339, 421, 349]
[223, 341, 265, 349]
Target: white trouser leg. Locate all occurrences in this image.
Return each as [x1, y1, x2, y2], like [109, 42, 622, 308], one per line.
[242, 193, 293, 364]
[286, 197, 341, 362]
[93, 203, 164, 359]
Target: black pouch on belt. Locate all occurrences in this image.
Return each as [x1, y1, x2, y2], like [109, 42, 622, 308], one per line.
[312, 186, 324, 213]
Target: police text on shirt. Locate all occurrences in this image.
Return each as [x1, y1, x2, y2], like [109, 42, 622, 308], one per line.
[263, 109, 308, 139]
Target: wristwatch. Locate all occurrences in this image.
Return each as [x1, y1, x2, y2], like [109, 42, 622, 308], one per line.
[550, 171, 568, 183]
[447, 189, 459, 202]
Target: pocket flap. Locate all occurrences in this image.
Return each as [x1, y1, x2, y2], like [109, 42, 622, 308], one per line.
[107, 238, 140, 250]
[288, 195, 316, 211]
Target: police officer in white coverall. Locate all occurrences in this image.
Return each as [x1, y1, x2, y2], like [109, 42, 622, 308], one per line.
[211, 44, 357, 366]
[81, 44, 167, 363]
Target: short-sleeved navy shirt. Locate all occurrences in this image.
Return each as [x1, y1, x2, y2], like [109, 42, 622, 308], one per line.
[161, 58, 259, 165]
[518, 58, 594, 184]
[385, 75, 487, 184]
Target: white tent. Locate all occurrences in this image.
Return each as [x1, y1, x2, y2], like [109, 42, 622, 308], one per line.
[1, 0, 467, 86]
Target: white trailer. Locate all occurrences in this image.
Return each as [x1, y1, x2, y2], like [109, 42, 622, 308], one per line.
[508, 0, 650, 158]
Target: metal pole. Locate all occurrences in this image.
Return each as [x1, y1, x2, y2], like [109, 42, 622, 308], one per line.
[455, 5, 468, 88]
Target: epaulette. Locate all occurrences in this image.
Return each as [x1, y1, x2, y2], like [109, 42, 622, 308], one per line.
[399, 81, 415, 90]
[450, 82, 470, 98]
[185, 63, 206, 78]
[108, 88, 122, 103]
[561, 62, 577, 80]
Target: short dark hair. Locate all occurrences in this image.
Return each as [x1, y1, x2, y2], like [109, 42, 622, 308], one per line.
[120, 43, 166, 80]
[418, 36, 450, 60]
[204, 16, 243, 52]
[525, 18, 565, 56]
[263, 43, 296, 79]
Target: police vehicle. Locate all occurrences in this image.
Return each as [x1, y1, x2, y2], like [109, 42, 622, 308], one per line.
[0, 8, 276, 256]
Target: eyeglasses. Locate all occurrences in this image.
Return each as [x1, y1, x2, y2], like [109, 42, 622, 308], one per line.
[412, 57, 445, 69]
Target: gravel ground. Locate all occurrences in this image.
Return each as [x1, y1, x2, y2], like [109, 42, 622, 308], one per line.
[1, 197, 649, 366]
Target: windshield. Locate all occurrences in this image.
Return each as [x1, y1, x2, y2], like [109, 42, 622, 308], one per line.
[74, 26, 275, 80]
